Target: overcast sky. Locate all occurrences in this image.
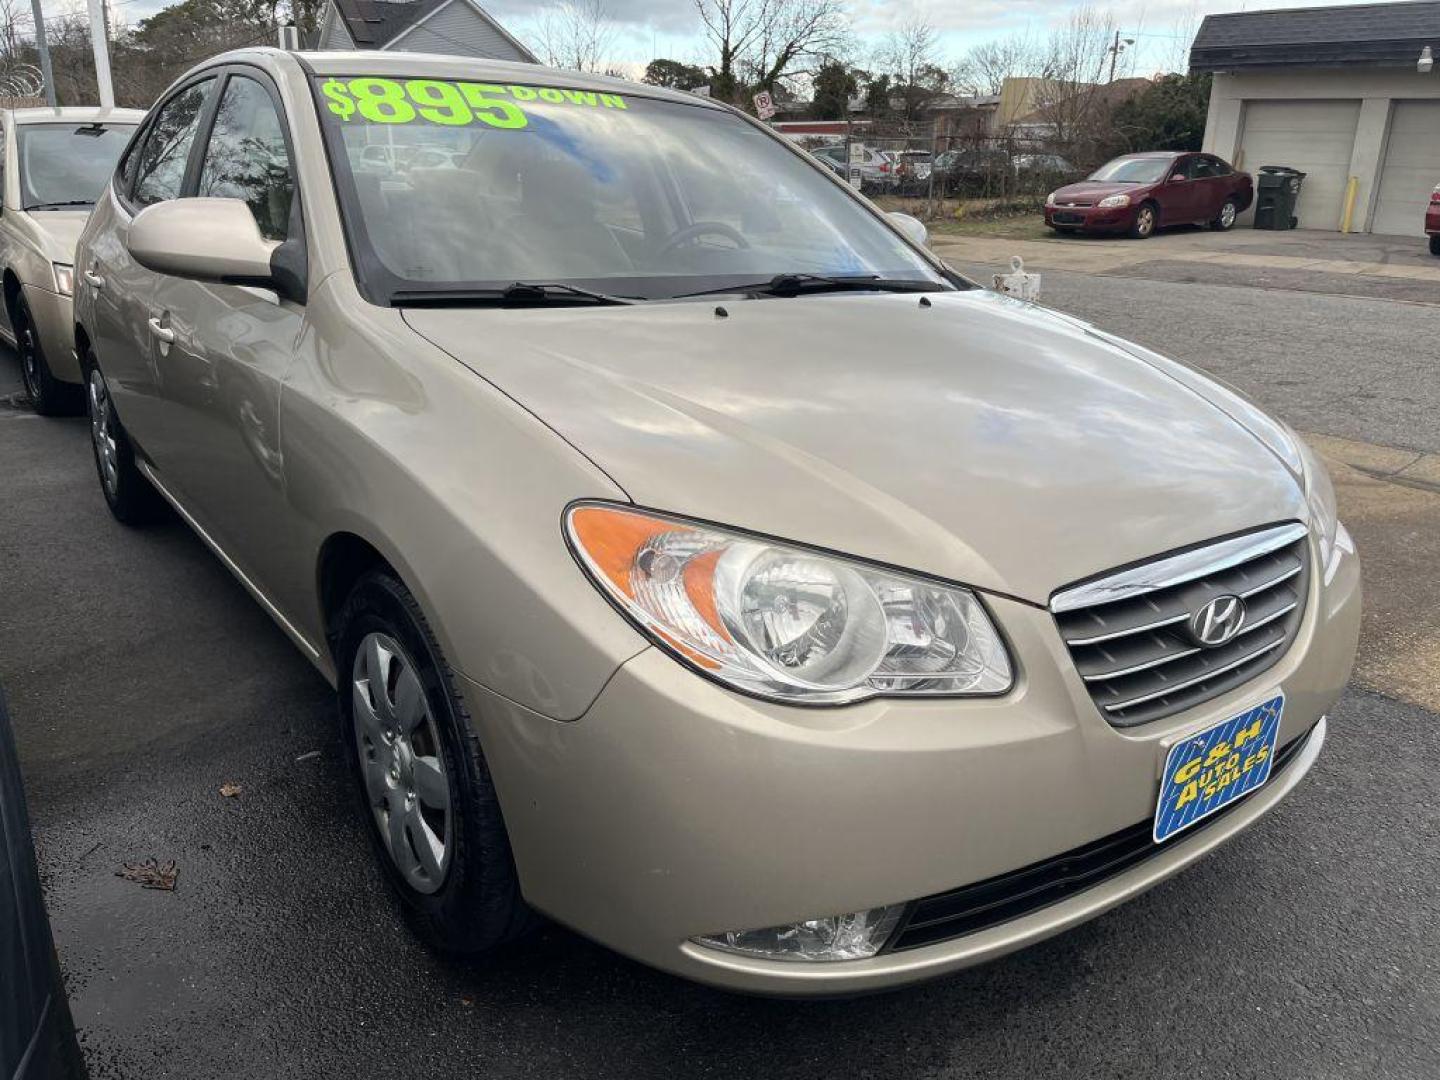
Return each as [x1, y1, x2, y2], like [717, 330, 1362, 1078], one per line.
[103, 0, 1374, 79]
[488, 0, 1375, 78]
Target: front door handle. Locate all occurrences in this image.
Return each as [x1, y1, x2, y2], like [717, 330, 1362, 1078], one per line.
[147, 317, 175, 344]
[83, 270, 105, 289]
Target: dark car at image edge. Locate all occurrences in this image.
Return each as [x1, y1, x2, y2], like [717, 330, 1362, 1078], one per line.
[1, 687, 85, 1080]
[1426, 181, 1439, 256]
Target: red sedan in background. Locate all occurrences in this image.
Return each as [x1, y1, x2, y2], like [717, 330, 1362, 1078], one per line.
[1045, 151, 1254, 239]
[1426, 182, 1439, 256]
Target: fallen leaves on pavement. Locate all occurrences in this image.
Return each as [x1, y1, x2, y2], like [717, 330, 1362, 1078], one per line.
[117, 859, 179, 891]
[219, 782, 243, 797]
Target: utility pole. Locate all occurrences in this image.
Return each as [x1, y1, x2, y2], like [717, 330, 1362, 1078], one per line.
[1106, 30, 1135, 83]
[86, 0, 114, 108]
[29, 0, 55, 108]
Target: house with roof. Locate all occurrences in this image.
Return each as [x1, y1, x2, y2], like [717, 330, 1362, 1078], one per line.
[1191, 0, 1440, 235]
[316, 0, 538, 63]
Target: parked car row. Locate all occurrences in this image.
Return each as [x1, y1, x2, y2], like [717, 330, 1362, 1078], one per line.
[807, 142, 898, 193]
[9, 49, 1359, 1000]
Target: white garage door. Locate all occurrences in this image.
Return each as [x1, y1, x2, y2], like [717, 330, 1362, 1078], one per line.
[1238, 100, 1361, 230]
[1371, 101, 1440, 237]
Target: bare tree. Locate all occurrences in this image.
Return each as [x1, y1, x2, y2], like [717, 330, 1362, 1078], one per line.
[962, 33, 1041, 96]
[695, 0, 847, 104]
[1030, 6, 1123, 163]
[1158, 1, 1205, 74]
[872, 15, 948, 124]
[0, 0, 29, 68]
[536, 0, 616, 73]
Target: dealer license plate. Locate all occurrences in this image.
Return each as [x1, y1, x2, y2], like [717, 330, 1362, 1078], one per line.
[1153, 693, 1284, 843]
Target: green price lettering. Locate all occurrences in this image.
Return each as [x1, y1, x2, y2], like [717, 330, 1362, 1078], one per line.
[457, 83, 527, 129]
[322, 76, 627, 128]
[321, 78, 356, 120]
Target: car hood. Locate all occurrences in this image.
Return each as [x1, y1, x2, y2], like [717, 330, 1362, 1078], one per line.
[25, 210, 90, 263]
[405, 290, 1306, 604]
[1052, 181, 1152, 203]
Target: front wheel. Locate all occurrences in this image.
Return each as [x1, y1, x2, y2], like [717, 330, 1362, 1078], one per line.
[1129, 203, 1157, 239]
[1430, 234, 1440, 257]
[15, 296, 80, 416]
[1211, 198, 1238, 231]
[337, 570, 537, 956]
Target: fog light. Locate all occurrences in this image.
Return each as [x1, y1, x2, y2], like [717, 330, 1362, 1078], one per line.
[694, 905, 905, 962]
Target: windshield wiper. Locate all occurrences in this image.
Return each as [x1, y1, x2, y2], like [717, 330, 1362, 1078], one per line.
[676, 273, 944, 299]
[392, 281, 640, 307]
[25, 200, 94, 210]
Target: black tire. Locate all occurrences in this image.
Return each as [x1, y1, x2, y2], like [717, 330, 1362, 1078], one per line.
[1129, 202, 1157, 239]
[1430, 234, 1440, 257]
[82, 350, 164, 525]
[337, 570, 538, 956]
[14, 295, 81, 416]
[1210, 198, 1238, 231]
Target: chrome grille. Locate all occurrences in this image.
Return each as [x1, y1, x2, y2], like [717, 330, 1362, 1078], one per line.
[1051, 523, 1310, 727]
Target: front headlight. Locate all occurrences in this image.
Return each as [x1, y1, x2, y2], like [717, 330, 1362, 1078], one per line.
[1097, 194, 1131, 208]
[566, 503, 1013, 705]
[1045, 191, 1056, 206]
[1291, 429, 1344, 574]
[52, 262, 74, 296]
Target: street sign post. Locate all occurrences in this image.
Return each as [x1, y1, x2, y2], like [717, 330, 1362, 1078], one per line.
[753, 90, 777, 120]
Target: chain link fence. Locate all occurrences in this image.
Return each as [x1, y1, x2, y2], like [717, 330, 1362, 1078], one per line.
[792, 126, 1091, 221]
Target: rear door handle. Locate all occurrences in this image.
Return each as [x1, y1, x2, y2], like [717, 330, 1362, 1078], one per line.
[147, 317, 174, 344]
[83, 271, 105, 289]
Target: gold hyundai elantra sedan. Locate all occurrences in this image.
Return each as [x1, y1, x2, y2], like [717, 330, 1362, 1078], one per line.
[72, 48, 1361, 995]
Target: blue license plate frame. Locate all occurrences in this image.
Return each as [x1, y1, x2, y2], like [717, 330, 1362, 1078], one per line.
[1153, 693, 1284, 843]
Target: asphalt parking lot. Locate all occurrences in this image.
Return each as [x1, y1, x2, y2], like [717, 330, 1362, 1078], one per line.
[3, 264, 1439, 1078]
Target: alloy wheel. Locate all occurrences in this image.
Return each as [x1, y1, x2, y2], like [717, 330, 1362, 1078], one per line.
[1136, 207, 1155, 237]
[88, 369, 120, 498]
[16, 310, 40, 402]
[1220, 201, 1236, 229]
[352, 632, 452, 895]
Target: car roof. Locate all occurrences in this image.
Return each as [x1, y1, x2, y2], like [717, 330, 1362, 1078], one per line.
[1115, 151, 1186, 159]
[7, 106, 146, 125]
[286, 49, 724, 112]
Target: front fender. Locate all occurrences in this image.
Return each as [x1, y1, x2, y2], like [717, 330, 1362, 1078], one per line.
[279, 272, 648, 720]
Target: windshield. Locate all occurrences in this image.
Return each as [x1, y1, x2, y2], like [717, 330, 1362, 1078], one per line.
[18, 122, 137, 209]
[313, 75, 948, 303]
[1088, 157, 1171, 184]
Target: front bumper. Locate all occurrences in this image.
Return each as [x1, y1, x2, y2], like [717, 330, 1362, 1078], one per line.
[465, 531, 1359, 995]
[20, 284, 77, 383]
[1045, 204, 1135, 232]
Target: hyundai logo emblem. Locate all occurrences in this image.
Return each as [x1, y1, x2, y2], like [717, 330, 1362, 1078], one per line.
[1191, 594, 1246, 647]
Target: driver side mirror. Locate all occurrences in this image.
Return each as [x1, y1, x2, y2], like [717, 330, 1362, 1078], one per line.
[887, 211, 928, 248]
[127, 198, 281, 291]
[1168, 173, 1187, 183]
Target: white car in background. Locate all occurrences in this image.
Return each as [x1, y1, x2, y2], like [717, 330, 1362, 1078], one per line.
[809, 143, 898, 192]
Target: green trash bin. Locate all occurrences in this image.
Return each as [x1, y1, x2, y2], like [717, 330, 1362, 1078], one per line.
[1254, 165, 1306, 230]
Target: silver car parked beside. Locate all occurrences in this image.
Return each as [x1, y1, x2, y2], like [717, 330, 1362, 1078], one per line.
[73, 49, 1360, 996]
[0, 107, 143, 413]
